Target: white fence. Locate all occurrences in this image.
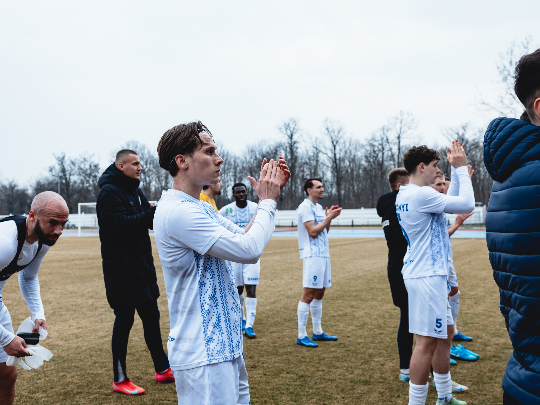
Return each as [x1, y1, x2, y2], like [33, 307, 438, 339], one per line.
[64, 205, 486, 235]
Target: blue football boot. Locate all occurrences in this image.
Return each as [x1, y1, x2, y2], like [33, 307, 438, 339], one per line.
[297, 336, 318, 347]
[453, 331, 473, 342]
[450, 358, 457, 365]
[312, 332, 338, 341]
[244, 327, 256, 339]
[450, 345, 477, 361]
[399, 373, 410, 383]
[456, 344, 479, 359]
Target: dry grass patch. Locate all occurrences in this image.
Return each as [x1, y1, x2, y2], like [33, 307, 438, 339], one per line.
[3, 237, 508, 404]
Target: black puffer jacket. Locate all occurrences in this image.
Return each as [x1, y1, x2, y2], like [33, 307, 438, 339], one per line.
[96, 164, 158, 309]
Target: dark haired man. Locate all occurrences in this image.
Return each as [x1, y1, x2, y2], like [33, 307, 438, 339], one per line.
[397, 143, 474, 405]
[0, 191, 68, 405]
[200, 180, 222, 212]
[219, 183, 260, 338]
[295, 178, 341, 347]
[484, 48, 540, 405]
[97, 149, 172, 396]
[376, 168, 412, 381]
[154, 122, 290, 404]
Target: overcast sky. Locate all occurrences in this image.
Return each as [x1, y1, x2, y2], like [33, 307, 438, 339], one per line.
[0, 1, 537, 185]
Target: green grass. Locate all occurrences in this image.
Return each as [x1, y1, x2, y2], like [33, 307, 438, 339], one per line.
[4, 237, 509, 404]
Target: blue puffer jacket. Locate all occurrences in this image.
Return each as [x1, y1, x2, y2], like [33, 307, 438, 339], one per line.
[484, 117, 540, 404]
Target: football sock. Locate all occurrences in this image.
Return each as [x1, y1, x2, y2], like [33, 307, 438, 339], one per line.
[449, 291, 460, 335]
[297, 301, 309, 339]
[239, 293, 246, 321]
[400, 368, 410, 375]
[408, 381, 429, 405]
[310, 299, 323, 335]
[245, 297, 257, 328]
[433, 371, 452, 403]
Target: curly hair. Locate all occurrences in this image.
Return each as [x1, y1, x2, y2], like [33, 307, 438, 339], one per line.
[402, 146, 440, 175]
[515, 49, 540, 121]
[157, 121, 212, 177]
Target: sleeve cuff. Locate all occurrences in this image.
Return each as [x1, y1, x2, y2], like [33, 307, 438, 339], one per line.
[32, 313, 46, 322]
[258, 199, 277, 213]
[0, 332, 15, 348]
[454, 166, 468, 175]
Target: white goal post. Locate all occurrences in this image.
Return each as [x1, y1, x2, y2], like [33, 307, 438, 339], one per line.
[76, 201, 158, 237]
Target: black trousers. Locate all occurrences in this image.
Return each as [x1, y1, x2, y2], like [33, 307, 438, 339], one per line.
[112, 295, 169, 382]
[389, 276, 414, 370]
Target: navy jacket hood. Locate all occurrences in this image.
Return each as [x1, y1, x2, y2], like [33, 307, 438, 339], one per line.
[483, 117, 540, 182]
[98, 163, 140, 193]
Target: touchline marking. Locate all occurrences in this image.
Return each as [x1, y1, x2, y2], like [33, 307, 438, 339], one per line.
[262, 239, 369, 255]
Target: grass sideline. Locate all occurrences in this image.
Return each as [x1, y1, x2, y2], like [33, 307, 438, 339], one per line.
[4, 237, 509, 404]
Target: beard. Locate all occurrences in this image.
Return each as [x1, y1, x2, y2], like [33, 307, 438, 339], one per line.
[34, 219, 59, 246]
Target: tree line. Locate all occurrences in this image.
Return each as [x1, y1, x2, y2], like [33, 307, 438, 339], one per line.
[0, 112, 493, 214]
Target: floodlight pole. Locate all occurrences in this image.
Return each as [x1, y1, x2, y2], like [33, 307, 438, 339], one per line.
[78, 203, 81, 237]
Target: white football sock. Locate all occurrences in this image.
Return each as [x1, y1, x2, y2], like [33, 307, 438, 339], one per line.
[400, 368, 410, 375]
[408, 381, 429, 405]
[433, 371, 452, 403]
[245, 297, 257, 328]
[297, 301, 309, 339]
[310, 299, 323, 335]
[239, 292, 246, 321]
[449, 291, 460, 335]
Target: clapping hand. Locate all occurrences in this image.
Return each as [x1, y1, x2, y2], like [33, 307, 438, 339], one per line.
[325, 205, 342, 220]
[467, 164, 474, 179]
[248, 159, 281, 201]
[446, 140, 468, 169]
[455, 211, 474, 226]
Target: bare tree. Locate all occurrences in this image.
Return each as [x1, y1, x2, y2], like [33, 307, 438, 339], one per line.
[476, 36, 535, 117]
[388, 111, 418, 166]
[319, 119, 346, 206]
[277, 118, 302, 207]
[0, 180, 31, 215]
[49, 153, 77, 213]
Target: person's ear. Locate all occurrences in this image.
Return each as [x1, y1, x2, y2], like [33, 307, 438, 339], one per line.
[533, 98, 540, 125]
[175, 155, 188, 170]
[418, 162, 425, 173]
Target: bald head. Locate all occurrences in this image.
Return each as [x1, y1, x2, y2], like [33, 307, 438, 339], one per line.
[31, 191, 69, 217]
[27, 192, 69, 246]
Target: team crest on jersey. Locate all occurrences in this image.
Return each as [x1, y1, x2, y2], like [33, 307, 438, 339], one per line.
[226, 207, 233, 214]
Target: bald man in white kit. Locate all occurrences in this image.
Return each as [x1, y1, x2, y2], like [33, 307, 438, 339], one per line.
[0, 191, 69, 404]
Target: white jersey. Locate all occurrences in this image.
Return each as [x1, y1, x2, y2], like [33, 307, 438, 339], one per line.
[396, 166, 474, 280]
[219, 201, 258, 229]
[297, 199, 329, 259]
[154, 190, 276, 371]
[445, 214, 458, 287]
[0, 220, 48, 347]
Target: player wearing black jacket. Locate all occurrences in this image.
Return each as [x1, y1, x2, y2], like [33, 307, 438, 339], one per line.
[376, 168, 411, 382]
[97, 149, 172, 395]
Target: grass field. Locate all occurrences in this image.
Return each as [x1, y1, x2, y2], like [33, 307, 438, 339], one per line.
[4, 236, 510, 404]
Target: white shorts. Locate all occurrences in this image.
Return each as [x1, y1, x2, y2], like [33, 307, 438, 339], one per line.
[302, 257, 332, 289]
[232, 260, 261, 287]
[404, 275, 454, 339]
[173, 356, 249, 405]
[0, 304, 13, 364]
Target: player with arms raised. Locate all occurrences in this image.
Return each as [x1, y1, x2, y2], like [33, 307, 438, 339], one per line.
[397, 142, 474, 405]
[153, 121, 289, 405]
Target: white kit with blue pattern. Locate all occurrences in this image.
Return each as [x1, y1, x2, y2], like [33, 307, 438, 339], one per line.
[296, 199, 330, 259]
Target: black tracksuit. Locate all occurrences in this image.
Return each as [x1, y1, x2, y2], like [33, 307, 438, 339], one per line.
[97, 163, 169, 382]
[376, 190, 413, 370]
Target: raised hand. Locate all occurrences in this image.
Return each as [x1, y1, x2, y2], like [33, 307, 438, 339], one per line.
[248, 159, 281, 201]
[325, 205, 342, 220]
[277, 156, 291, 190]
[446, 140, 468, 169]
[467, 164, 474, 179]
[455, 211, 474, 226]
